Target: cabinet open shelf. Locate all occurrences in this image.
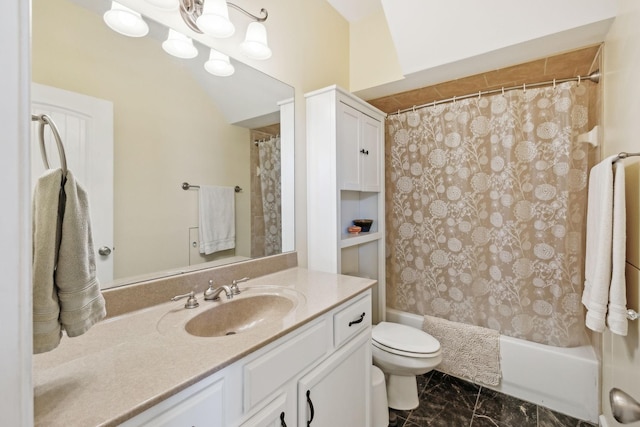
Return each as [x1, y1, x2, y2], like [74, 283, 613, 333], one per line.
[340, 231, 381, 248]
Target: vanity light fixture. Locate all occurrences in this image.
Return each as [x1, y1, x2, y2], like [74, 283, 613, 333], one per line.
[103, 1, 149, 37]
[240, 21, 271, 60]
[162, 28, 199, 58]
[204, 48, 235, 76]
[196, 0, 235, 38]
[178, 0, 271, 60]
[144, 0, 179, 10]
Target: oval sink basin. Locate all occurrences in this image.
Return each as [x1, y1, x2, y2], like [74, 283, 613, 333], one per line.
[184, 295, 295, 337]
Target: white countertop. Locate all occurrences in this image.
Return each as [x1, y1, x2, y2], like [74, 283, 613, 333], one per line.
[33, 267, 375, 427]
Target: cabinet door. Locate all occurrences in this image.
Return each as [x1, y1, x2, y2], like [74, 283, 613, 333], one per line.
[137, 377, 225, 427]
[240, 394, 290, 427]
[338, 102, 362, 191]
[297, 330, 371, 427]
[360, 113, 381, 192]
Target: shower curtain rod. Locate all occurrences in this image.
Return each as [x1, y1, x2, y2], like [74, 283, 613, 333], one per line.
[253, 134, 280, 145]
[391, 70, 601, 116]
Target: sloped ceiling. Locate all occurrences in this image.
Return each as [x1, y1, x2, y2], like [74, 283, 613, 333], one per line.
[327, 0, 616, 99]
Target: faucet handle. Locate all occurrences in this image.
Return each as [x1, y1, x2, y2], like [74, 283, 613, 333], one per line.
[171, 291, 199, 309]
[230, 277, 249, 294]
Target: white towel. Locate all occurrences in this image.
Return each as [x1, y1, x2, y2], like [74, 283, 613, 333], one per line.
[198, 185, 235, 255]
[607, 161, 628, 335]
[582, 155, 627, 334]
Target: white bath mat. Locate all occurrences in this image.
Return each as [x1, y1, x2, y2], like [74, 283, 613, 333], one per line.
[422, 314, 501, 386]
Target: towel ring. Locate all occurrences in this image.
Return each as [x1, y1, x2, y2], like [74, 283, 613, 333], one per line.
[32, 114, 68, 175]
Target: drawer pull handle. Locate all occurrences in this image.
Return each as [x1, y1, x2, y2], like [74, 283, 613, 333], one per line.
[349, 312, 366, 327]
[280, 411, 287, 427]
[306, 390, 315, 426]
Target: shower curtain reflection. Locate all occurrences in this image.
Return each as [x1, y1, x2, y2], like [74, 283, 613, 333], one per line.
[251, 133, 282, 257]
[386, 81, 592, 347]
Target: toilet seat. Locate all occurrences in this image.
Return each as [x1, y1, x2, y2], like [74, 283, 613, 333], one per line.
[372, 322, 440, 357]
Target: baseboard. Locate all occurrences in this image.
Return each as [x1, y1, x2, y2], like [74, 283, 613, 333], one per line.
[599, 414, 609, 427]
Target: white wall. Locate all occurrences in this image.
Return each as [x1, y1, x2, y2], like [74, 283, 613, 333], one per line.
[601, 0, 640, 424]
[0, 0, 33, 424]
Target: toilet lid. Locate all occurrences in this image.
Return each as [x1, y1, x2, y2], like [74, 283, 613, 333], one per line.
[372, 322, 440, 355]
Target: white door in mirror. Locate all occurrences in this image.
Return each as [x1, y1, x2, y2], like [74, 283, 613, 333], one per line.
[31, 83, 115, 284]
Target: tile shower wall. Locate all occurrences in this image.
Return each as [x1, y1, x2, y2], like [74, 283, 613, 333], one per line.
[368, 45, 602, 114]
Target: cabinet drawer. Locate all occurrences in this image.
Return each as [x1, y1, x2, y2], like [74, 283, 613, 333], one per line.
[243, 319, 329, 412]
[333, 292, 371, 348]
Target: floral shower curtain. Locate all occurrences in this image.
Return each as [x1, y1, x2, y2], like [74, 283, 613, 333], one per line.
[258, 136, 282, 256]
[386, 82, 592, 347]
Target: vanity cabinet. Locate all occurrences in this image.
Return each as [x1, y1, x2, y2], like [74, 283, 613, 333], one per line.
[239, 393, 289, 427]
[306, 85, 386, 324]
[119, 374, 226, 427]
[120, 290, 372, 427]
[298, 330, 370, 426]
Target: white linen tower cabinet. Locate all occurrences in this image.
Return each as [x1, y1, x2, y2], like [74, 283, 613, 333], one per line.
[306, 85, 387, 323]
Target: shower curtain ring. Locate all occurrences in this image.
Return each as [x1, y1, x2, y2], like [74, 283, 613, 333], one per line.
[523, 83, 526, 92]
[578, 75, 581, 85]
[501, 87, 505, 96]
[478, 90, 481, 100]
[553, 78, 556, 89]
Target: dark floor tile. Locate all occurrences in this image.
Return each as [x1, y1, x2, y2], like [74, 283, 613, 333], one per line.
[473, 388, 536, 427]
[537, 406, 597, 427]
[423, 371, 481, 413]
[405, 396, 475, 427]
[417, 371, 434, 395]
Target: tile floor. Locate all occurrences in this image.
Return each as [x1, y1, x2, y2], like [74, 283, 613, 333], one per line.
[388, 370, 598, 427]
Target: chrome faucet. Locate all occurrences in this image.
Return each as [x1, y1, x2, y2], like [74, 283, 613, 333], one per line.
[204, 280, 233, 301]
[230, 277, 249, 295]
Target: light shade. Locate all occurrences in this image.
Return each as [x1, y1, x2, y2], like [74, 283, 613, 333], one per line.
[204, 49, 235, 76]
[196, 0, 235, 38]
[162, 29, 198, 58]
[240, 22, 271, 60]
[145, 0, 178, 10]
[103, 1, 149, 37]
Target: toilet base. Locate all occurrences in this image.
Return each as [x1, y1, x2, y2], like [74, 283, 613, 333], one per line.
[386, 374, 420, 410]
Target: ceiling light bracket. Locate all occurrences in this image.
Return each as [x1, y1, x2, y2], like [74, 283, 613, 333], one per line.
[179, 0, 268, 34]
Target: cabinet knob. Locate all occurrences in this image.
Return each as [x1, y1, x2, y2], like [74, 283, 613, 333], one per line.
[359, 148, 369, 155]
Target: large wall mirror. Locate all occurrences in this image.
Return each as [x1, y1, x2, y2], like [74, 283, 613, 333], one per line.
[32, 0, 295, 288]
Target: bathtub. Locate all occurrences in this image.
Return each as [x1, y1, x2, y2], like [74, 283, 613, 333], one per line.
[385, 308, 599, 424]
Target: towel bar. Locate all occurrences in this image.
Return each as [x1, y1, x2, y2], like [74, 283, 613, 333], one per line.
[628, 309, 639, 321]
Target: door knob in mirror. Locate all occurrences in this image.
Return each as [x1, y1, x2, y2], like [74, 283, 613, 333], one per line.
[98, 246, 112, 256]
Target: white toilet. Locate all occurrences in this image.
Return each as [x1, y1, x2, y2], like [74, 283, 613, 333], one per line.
[372, 321, 442, 410]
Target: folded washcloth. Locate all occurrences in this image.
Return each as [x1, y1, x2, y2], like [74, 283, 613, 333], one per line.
[607, 161, 628, 336]
[198, 185, 236, 255]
